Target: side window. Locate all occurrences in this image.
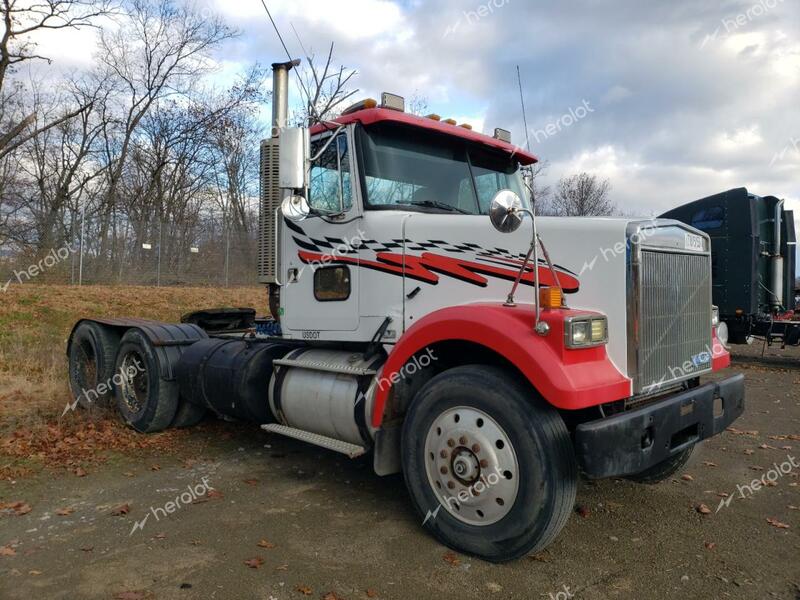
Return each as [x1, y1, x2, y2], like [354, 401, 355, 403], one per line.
[309, 134, 353, 213]
[314, 266, 351, 301]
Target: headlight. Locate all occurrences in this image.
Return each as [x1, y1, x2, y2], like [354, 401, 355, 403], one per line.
[712, 306, 720, 328]
[565, 315, 608, 348]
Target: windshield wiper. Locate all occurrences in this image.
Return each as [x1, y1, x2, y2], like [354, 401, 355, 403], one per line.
[407, 200, 472, 214]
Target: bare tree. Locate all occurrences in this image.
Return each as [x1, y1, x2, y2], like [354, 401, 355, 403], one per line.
[92, 0, 236, 268]
[294, 42, 358, 125]
[0, 0, 114, 159]
[407, 92, 429, 116]
[550, 172, 615, 217]
[521, 160, 553, 214]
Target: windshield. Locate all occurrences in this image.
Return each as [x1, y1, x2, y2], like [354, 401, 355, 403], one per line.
[358, 124, 529, 215]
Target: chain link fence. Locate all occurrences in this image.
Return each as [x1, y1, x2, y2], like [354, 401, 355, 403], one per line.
[1, 210, 258, 288]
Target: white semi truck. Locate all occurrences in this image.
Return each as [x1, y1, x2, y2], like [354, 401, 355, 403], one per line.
[67, 59, 745, 562]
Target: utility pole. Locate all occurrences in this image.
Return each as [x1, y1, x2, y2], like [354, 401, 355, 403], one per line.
[157, 219, 162, 287]
[78, 204, 85, 286]
[225, 215, 230, 288]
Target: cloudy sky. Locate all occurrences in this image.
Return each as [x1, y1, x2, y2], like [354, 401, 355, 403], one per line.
[36, 0, 800, 245]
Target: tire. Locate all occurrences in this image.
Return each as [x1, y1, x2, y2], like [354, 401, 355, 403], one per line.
[113, 329, 179, 433]
[68, 321, 120, 409]
[401, 365, 577, 563]
[169, 398, 207, 428]
[625, 446, 694, 484]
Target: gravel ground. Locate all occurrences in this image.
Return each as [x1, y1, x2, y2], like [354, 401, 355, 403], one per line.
[1, 348, 798, 600]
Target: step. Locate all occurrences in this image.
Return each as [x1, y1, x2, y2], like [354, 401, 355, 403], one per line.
[261, 424, 367, 459]
[272, 358, 378, 376]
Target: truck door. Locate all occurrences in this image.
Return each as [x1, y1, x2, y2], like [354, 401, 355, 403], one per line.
[281, 130, 361, 333]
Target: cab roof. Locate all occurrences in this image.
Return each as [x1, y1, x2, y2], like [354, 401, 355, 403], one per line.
[309, 107, 538, 166]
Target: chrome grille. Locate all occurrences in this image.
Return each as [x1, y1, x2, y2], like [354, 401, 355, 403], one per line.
[636, 250, 712, 393]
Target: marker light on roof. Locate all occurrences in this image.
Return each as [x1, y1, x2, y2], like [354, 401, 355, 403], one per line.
[459, 123, 473, 130]
[342, 98, 378, 115]
[443, 118, 457, 125]
[380, 92, 405, 112]
[493, 128, 511, 143]
[425, 114, 441, 121]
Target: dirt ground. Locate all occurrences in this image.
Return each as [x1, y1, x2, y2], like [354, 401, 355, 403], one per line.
[1, 345, 799, 599]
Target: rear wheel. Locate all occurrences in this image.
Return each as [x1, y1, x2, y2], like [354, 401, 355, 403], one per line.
[401, 365, 577, 562]
[113, 329, 179, 433]
[68, 321, 120, 409]
[625, 446, 694, 484]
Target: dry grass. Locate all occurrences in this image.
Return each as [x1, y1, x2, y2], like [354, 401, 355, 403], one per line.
[0, 284, 265, 428]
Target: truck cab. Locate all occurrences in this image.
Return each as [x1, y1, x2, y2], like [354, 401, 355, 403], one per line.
[67, 60, 746, 563]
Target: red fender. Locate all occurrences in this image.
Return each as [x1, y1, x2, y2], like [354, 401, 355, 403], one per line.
[372, 304, 632, 428]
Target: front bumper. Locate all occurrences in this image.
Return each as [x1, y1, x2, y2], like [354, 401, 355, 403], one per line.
[575, 374, 745, 478]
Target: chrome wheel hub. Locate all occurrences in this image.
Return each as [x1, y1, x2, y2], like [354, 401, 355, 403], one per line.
[423, 406, 519, 526]
[119, 352, 147, 414]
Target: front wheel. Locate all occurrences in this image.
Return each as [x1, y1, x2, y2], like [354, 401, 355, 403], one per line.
[401, 365, 577, 562]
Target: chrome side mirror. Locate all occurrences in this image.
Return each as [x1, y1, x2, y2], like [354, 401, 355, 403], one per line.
[489, 190, 524, 233]
[281, 195, 311, 222]
[278, 127, 309, 190]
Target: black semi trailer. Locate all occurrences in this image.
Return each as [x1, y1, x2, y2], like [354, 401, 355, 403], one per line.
[662, 187, 799, 347]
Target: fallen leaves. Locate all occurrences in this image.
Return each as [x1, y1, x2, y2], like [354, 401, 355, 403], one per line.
[366, 589, 378, 598]
[112, 591, 147, 600]
[575, 504, 591, 518]
[727, 427, 759, 436]
[0, 501, 32, 516]
[702, 461, 718, 467]
[243, 556, 264, 569]
[442, 551, 460, 566]
[55, 507, 74, 516]
[295, 584, 313, 595]
[766, 518, 790, 529]
[704, 542, 716, 550]
[110, 503, 130, 516]
[0, 545, 16, 556]
[695, 503, 712, 515]
[243, 478, 259, 486]
[321, 593, 344, 600]
[256, 539, 275, 549]
[681, 474, 694, 481]
[0, 419, 185, 473]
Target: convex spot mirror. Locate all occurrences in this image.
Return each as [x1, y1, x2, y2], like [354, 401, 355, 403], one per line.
[489, 189, 524, 233]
